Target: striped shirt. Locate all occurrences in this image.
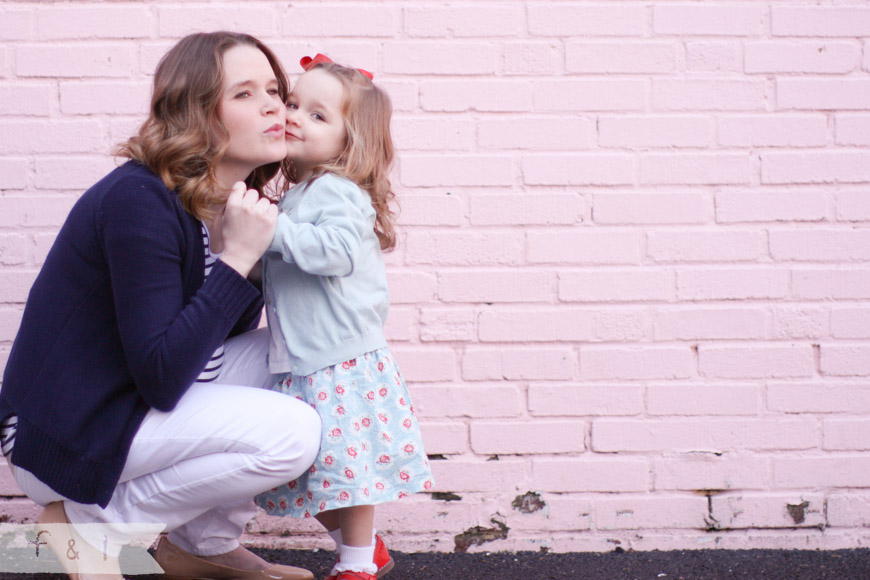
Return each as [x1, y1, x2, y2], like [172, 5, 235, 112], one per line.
[195, 223, 224, 383]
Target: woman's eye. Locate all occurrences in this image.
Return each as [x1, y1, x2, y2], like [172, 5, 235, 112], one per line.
[235, 91, 251, 99]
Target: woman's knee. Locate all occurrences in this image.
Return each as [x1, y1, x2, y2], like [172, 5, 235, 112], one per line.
[257, 394, 322, 479]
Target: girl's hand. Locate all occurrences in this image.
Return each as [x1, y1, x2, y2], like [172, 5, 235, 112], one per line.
[220, 182, 278, 277]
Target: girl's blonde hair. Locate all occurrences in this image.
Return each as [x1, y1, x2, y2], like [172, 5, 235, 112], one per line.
[116, 31, 291, 220]
[284, 61, 397, 251]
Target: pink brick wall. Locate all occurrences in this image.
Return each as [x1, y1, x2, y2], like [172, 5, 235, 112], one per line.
[2, 0, 870, 553]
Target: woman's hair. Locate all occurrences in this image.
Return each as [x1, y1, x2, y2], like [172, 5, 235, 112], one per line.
[115, 31, 290, 220]
[284, 62, 397, 251]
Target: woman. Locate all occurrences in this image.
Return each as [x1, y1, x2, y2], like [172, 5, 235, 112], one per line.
[0, 32, 320, 580]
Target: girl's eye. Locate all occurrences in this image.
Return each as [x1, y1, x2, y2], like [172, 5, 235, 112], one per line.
[288, 103, 299, 110]
[312, 113, 324, 121]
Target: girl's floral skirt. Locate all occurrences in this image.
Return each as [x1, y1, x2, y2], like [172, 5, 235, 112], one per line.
[255, 348, 434, 518]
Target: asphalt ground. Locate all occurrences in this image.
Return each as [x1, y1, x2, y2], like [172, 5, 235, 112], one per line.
[2, 547, 869, 580]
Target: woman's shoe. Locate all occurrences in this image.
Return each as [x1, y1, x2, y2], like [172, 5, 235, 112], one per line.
[325, 535, 393, 580]
[153, 536, 314, 580]
[37, 502, 124, 580]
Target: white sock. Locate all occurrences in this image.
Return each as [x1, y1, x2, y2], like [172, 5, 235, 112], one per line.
[328, 528, 343, 551]
[335, 543, 377, 574]
[371, 528, 378, 544]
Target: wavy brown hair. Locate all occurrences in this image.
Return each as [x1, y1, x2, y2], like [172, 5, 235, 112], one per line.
[116, 31, 290, 220]
[283, 62, 397, 251]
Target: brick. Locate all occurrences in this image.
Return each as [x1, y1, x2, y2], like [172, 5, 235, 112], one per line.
[507, 495, 594, 532]
[36, 5, 151, 39]
[777, 79, 870, 110]
[60, 81, 152, 116]
[698, 344, 815, 379]
[502, 41, 560, 75]
[715, 191, 827, 223]
[0, 7, 34, 41]
[770, 229, 870, 262]
[412, 384, 522, 419]
[0, 234, 31, 267]
[523, 154, 635, 186]
[386, 270, 436, 304]
[390, 347, 456, 383]
[791, 268, 870, 300]
[746, 41, 858, 74]
[528, 384, 644, 417]
[832, 307, 870, 339]
[279, 4, 396, 37]
[528, 4, 645, 37]
[654, 79, 766, 111]
[764, 151, 870, 184]
[385, 42, 496, 75]
[772, 6, 870, 37]
[478, 117, 595, 151]
[718, 115, 827, 147]
[401, 154, 513, 187]
[0, 119, 105, 154]
[824, 419, 870, 451]
[0, 85, 54, 116]
[0, 308, 24, 342]
[774, 456, 870, 488]
[33, 156, 116, 191]
[677, 268, 789, 301]
[559, 269, 674, 303]
[593, 418, 817, 453]
[0, 195, 79, 228]
[404, 230, 523, 266]
[438, 270, 555, 303]
[566, 42, 676, 73]
[0, 47, 6, 79]
[711, 494, 826, 530]
[462, 347, 574, 381]
[527, 230, 643, 265]
[431, 458, 528, 492]
[158, 5, 278, 37]
[828, 494, 870, 527]
[647, 383, 761, 416]
[771, 306, 828, 340]
[471, 420, 585, 455]
[599, 116, 710, 148]
[595, 192, 712, 224]
[0, 159, 29, 191]
[419, 308, 476, 342]
[0, 270, 38, 303]
[421, 80, 532, 112]
[396, 194, 464, 226]
[835, 190, 870, 221]
[469, 193, 583, 226]
[595, 496, 708, 530]
[686, 42, 741, 72]
[836, 114, 870, 146]
[580, 346, 694, 381]
[653, 453, 769, 491]
[17, 44, 134, 78]
[641, 153, 751, 185]
[654, 307, 766, 341]
[404, 5, 522, 37]
[532, 457, 650, 492]
[382, 307, 414, 342]
[534, 79, 645, 112]
[392, 117, 474, 151]
[479, 308, 594, 342]
[418, 422, 468, 455]
[821, 344, 870, 377]
[654, 4, 766, 36]
[593, 308, 649, 342]
[648, 229, 766, 263]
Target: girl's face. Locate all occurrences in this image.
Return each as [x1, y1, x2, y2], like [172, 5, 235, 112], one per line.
[284, 68, 347, 181]
[215, 44, 287, 187]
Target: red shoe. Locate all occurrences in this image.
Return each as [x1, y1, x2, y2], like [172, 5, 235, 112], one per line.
[325, 535, 394, 580]
[334, 572, 377, 580]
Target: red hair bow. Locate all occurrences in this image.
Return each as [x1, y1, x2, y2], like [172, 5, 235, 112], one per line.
[299, 53, 374, 80]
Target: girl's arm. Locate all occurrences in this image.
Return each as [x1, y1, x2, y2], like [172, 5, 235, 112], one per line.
[269, 176, 370, 277]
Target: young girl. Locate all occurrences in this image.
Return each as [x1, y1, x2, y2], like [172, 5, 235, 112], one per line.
[255, 55, 434, 580]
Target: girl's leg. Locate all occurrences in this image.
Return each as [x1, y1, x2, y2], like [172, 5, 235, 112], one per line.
[328, 505, 376, 575]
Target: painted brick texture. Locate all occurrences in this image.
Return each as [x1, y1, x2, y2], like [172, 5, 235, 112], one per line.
[1, 0, 869, 555]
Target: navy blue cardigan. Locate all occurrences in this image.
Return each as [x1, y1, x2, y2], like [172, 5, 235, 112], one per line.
[0, 161, 264, 507]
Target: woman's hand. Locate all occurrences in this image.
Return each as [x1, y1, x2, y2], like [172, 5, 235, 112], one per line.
[220, 182, 277, 277]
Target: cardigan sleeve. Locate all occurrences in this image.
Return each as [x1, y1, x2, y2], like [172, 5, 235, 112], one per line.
[98, 175, 261, 412]
[268, 175, 370, 277]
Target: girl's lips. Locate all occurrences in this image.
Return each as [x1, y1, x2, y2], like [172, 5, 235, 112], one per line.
[264, 124, 284, 137]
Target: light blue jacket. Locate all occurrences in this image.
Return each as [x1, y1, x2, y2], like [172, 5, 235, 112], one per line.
[264, 172, 389, 376]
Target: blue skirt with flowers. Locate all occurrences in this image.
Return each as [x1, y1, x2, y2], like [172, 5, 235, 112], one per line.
[255, 348, 434, 518]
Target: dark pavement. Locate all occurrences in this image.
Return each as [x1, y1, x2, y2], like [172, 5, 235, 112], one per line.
[1, 547, 868, 579]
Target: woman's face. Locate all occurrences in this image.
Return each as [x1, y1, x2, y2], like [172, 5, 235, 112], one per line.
[215, 44, 287, 187]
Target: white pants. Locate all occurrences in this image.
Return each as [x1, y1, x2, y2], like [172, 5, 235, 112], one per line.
[11, 328, 321, 556]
